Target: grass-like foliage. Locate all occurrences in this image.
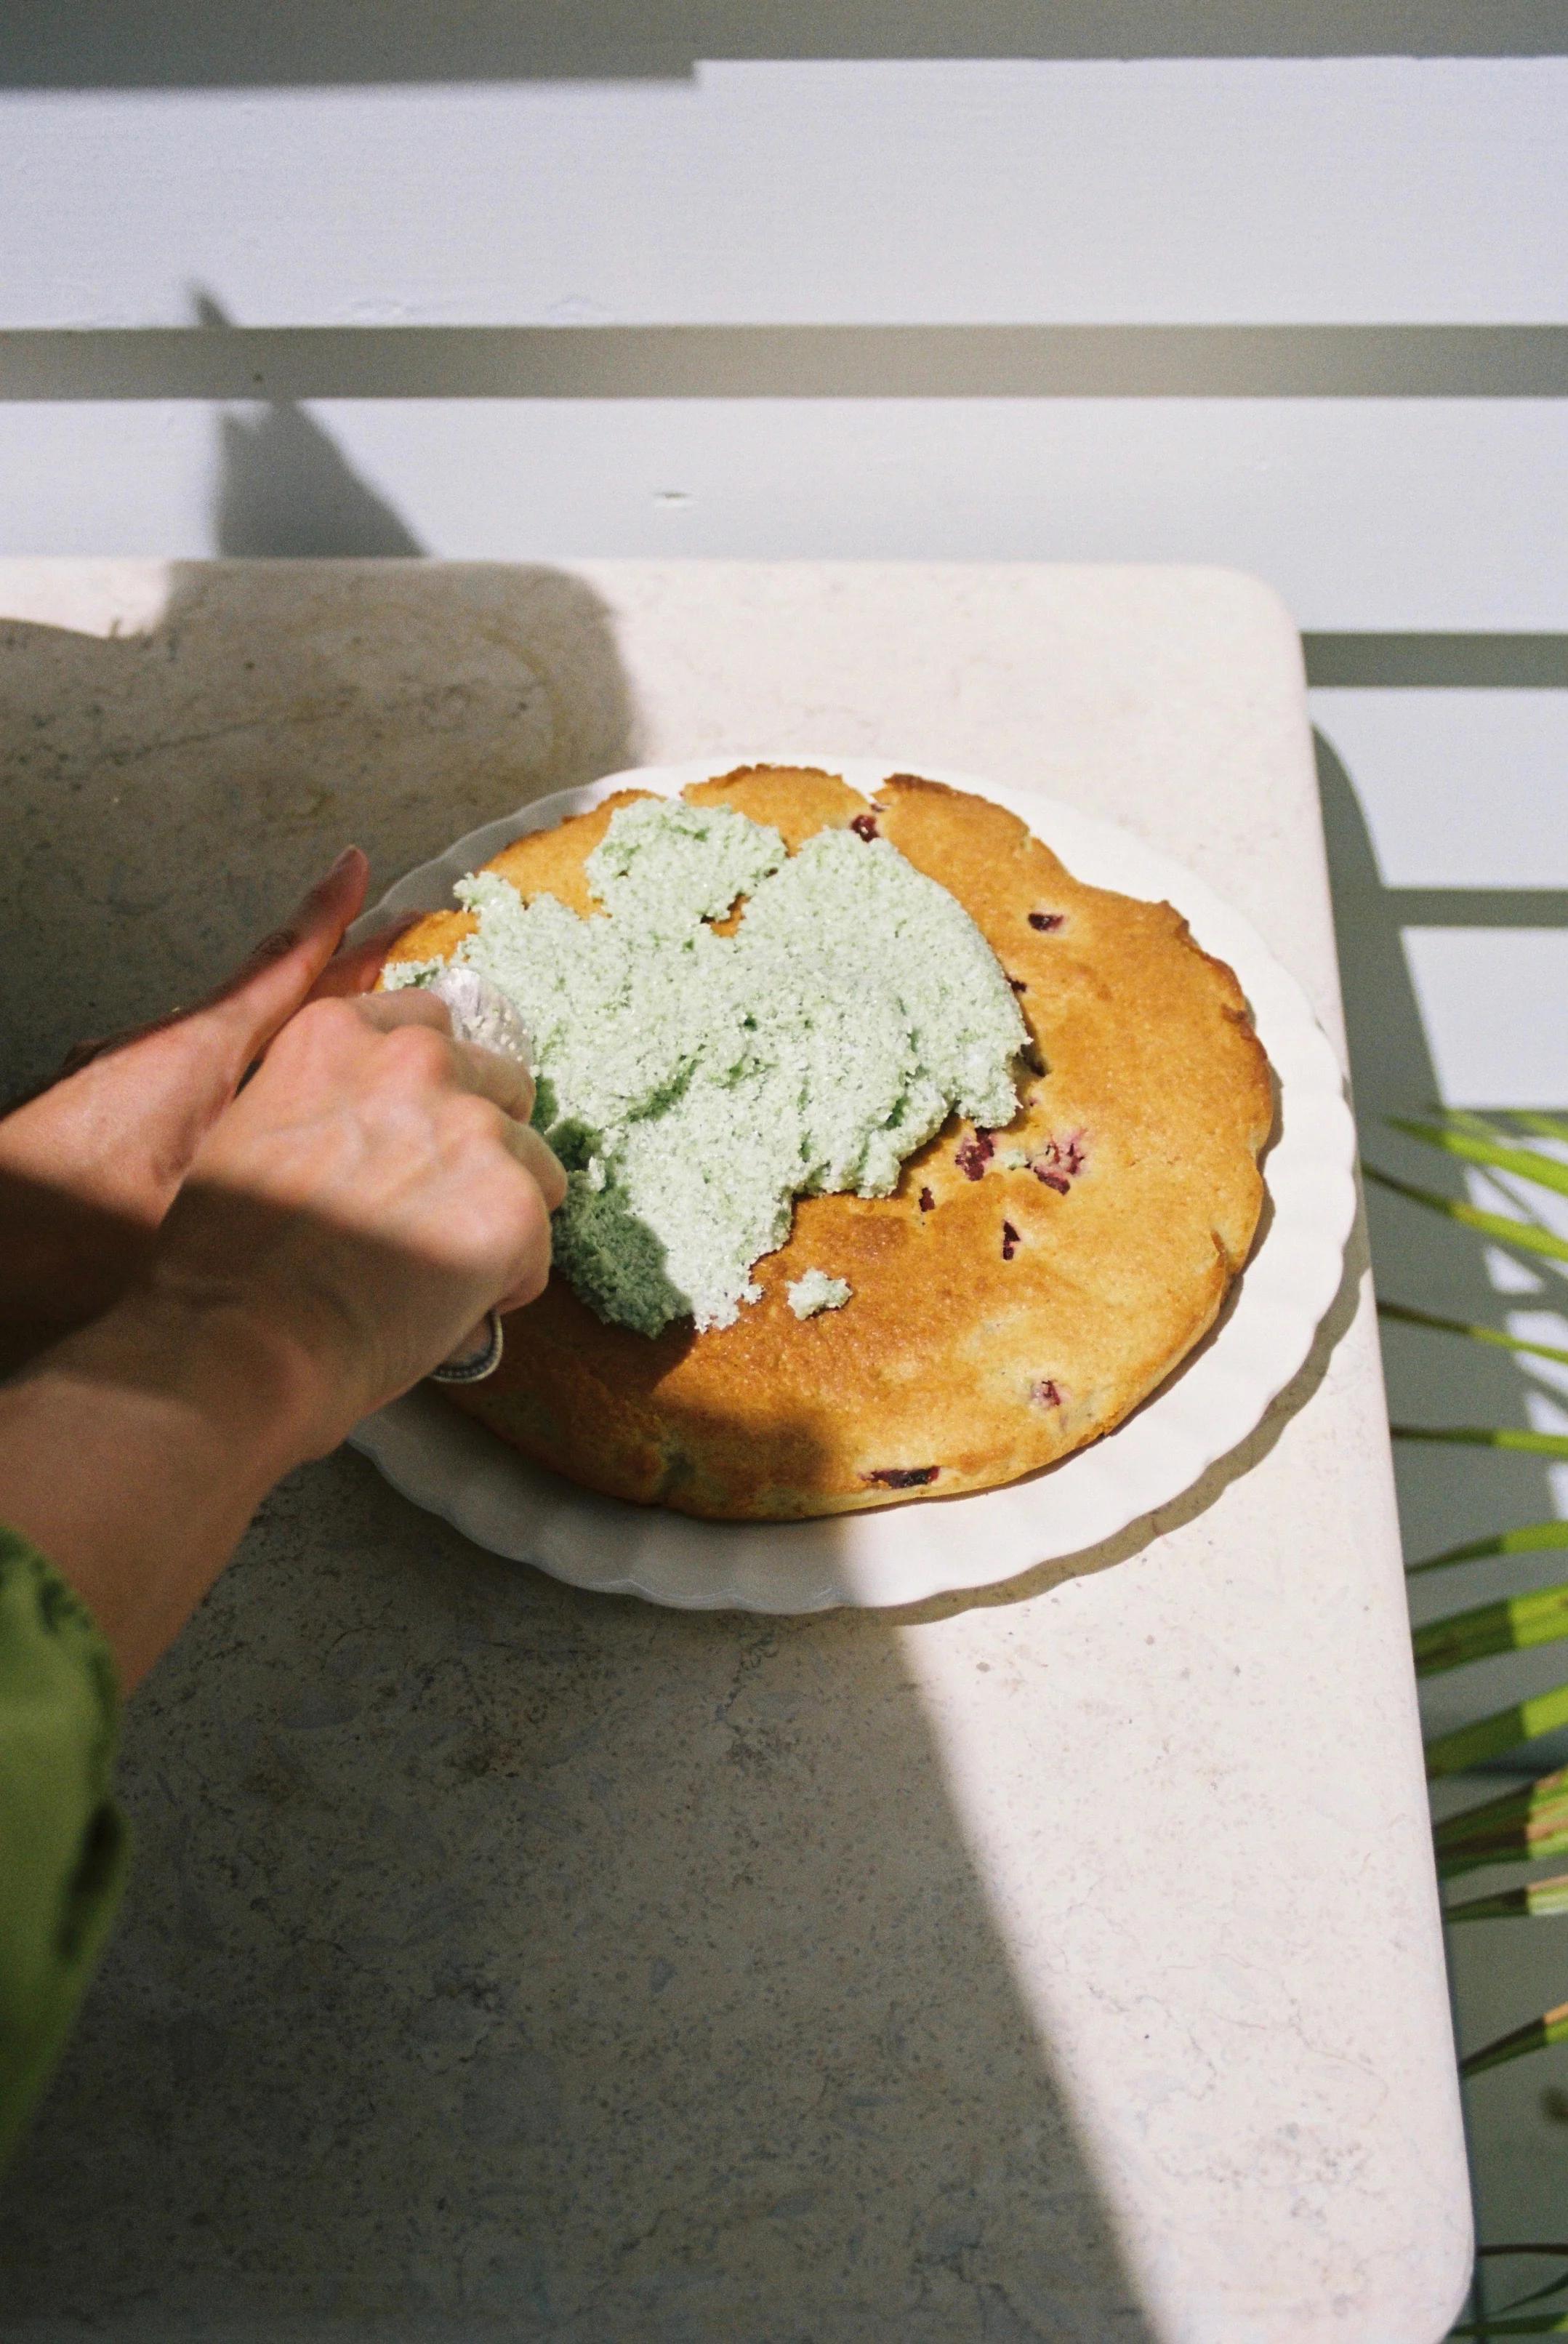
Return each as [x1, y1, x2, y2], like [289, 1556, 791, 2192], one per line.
[1372, 1109, 1568, 2127]
[1447, 2241, 1568, 2334]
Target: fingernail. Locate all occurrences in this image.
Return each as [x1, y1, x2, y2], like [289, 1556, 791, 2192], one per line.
[327, 845, 363, 880]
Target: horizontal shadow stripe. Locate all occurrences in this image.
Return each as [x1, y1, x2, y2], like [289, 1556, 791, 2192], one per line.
[5, 0, 1567, 82]
[1386, 890, 1568, 927]
[1306, 635, 1568, 687]
[4, 326, 1568, 401]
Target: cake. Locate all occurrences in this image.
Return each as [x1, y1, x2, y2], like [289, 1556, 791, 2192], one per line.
[380, 766, 1272, 1519]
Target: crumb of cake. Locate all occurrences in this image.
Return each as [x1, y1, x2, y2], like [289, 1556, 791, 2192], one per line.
[787, 1269, 852, 1320]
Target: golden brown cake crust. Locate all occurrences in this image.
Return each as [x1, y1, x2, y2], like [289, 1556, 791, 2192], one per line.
[382, 767, 1272, 1518]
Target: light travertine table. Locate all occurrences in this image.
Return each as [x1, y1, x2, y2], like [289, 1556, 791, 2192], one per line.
[0, 561, 1469, 2343]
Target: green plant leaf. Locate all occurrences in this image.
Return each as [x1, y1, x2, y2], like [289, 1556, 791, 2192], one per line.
[1460, 1997, 1568, 2077]
[1364, 1166, 1568, 1265]
[1447, 1109, 1511, 1134]
[1427, 1685, 1568, 1778]
[1448, 2319, 1568, 2335]
[1435, 1768, 1568, 1876]
[1474, 2246, 1568, 2324]
[1436, 1770, 1568, 1845]
[1396, 1426, 1568, 1461]
[1514, 1115, 1568, 1147]
[1439, 1831, 1568, 1882]
[1411, 1524, 1568, 1578]
[1388, 1117, 1568, 1201]
[1417, 1586, 1568, 1677]
[1446, 1875, 1568, 1922]
[1380, 1301, 1568, 1372]
[1439, 1823, 1568, 1882]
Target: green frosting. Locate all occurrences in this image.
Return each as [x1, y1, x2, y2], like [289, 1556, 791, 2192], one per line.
[403, 797, 1027, 1336]
[787, 1270, 853, 1320]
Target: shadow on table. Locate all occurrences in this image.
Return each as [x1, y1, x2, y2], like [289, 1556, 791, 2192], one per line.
[1, 1459, 1159, 2342]
[0, 555, 638, 1104]
[0, 553, 1158, 2340]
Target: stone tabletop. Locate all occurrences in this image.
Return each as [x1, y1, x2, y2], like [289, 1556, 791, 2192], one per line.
[0, 560, 1469, 2343]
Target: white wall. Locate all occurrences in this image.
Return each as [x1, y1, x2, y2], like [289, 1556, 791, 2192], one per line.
[3, 63, 1564, 325]
[1, 47, 1564, 1324]
[0, 67, 1562, 1152]
[0, 62, 1556, 1134]
[4, 63, 1564, 1047]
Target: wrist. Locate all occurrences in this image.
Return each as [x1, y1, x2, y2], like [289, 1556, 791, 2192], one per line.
[71, 1279, 337, 1477]
[0, 1285, 333, 1692]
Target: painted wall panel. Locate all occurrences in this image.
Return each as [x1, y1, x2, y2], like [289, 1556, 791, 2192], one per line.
[1, 60, 1563, 329]
[1311, 691, 1568, 887]
[4, 398, 1564, 635]
[1403, 929, 1568, 1103]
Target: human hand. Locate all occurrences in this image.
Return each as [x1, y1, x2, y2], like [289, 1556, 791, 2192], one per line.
[0, 848, 410, 1368]
[142, 989, 567, 1458]
[0, 985, 563, 1690]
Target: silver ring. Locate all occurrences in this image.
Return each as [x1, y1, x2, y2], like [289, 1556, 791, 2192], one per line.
[431, 1309, 504, 1384]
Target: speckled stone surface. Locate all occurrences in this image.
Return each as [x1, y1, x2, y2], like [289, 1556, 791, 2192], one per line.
[0, 561, 1469, 2343]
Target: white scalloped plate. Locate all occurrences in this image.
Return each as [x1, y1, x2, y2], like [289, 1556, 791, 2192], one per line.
[347, 758, 1356, 1612]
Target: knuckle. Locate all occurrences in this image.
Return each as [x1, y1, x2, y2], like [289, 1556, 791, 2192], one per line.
[301, 993, 355, 1031]
[288, 995, 361, 1053]
[511, 1252, 551, 1309]
[384, 1022, 454, 1083]
[445, 1093, 502, 1150]
[477, 1163, 548, 1259]
[506, 1197, 553, 1304]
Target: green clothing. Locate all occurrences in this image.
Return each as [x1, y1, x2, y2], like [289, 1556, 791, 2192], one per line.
[0, 1525, 126, 2167]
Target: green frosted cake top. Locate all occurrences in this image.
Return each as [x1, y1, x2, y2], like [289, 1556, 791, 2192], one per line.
[391, 795, 1027, 1336]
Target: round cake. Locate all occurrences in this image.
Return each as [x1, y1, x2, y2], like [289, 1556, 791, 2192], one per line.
[380, 766, 1272, 1518]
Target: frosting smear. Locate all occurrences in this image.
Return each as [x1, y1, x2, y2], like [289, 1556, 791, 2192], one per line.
[391, 796, 1026, 1336]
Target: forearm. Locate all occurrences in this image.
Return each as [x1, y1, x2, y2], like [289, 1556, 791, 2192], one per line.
[0, 1292, 321, 1690]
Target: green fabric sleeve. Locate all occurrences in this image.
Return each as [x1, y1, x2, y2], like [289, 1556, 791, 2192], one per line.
[0, 1524, 128, 2169]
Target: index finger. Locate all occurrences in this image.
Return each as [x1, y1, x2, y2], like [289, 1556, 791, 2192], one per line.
[206, 847, 372, 1056]
[44, 850, 377, 1098]
[307, 911, 422, 1001]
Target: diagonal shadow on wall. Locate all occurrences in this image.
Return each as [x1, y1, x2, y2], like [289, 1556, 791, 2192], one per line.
[214, 404, 423, 559]
[1316, 731, 1568, 1773]
[197, 290, 424, 561]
